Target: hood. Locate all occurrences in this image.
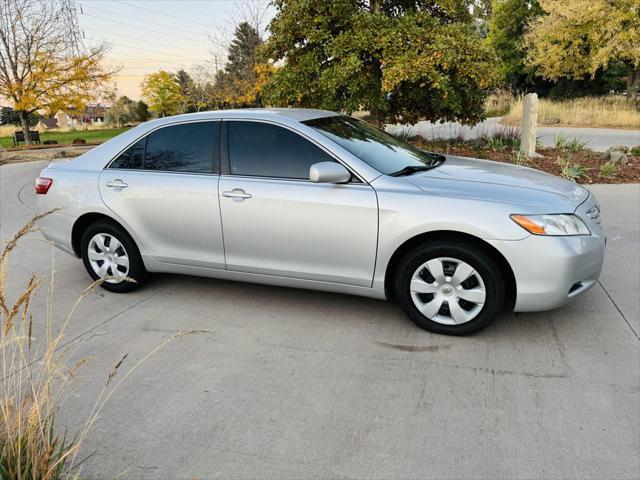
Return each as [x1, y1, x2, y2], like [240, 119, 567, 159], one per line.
[406, 155, 589, 208]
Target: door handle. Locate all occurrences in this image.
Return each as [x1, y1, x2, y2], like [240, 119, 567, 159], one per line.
[222, 189, 252, 199]
[106, 179, 128, 189]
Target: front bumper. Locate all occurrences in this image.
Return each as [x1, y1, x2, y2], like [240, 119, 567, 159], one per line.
[489, 231, 605, 312]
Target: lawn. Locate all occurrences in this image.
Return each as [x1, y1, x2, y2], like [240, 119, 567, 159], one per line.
[0, 127, 130, 148]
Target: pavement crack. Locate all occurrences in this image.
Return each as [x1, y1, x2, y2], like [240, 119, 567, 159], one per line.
[598, 280, 639, 341]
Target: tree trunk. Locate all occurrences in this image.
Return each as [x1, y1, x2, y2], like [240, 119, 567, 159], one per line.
[368, 0, 384, 128]
[627, 67, 639, 101]
[19, 110, 32, 146]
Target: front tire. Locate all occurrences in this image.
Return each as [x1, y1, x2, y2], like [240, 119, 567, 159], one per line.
[394, 241, 505, 335]
[80, 220, 147, 293]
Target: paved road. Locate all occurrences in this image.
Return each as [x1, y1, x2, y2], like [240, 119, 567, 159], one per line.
[388, 118, 640, 152]
[1, 161, 639, 479]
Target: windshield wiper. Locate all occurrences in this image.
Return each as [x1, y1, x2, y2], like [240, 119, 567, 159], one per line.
[390, 165, 433, 177]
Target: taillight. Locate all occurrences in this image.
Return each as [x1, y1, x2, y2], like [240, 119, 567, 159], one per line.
[35, 177, 53, 194]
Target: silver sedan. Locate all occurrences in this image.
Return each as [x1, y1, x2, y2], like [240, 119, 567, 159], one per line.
[36, 109, 605, 335]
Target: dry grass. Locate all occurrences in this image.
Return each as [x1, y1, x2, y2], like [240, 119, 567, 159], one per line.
[484, 90, 514, 117]
[0, 214, 201, 478]
[503, 96, 640, 129]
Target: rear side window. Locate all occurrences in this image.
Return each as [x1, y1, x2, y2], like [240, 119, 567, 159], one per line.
[227, 121, 336, 179]
[110, 138, 145, 169]
[109, 121, 219, 173]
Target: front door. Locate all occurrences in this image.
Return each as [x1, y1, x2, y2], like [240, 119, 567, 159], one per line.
[99, 120, 225, 269]
[218, 120, 378, 287]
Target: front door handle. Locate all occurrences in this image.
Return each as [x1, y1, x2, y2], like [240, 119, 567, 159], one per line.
[222, 189, 252, 199]
[105, 179, 128, 189]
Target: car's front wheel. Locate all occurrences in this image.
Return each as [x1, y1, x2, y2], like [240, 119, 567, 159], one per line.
[394, 241, 505, 335]
[80, 220, 147, 292]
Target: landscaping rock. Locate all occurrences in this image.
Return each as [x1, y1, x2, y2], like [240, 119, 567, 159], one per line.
[606, 150, 629, 165]
[608, 144, 630, 153]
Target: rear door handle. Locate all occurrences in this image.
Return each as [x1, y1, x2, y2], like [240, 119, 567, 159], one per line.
[106, 179, 128, 189]
[222, 189, 252, 199]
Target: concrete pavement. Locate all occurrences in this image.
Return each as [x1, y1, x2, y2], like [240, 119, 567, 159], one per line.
[388, 118, 640, 152]
[1, 161, 638, 479]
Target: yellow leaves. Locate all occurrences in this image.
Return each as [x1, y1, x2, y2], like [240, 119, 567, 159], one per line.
[525, 0, 640, 79]
[5, 46, 112, 114]
[141, 71, 184, 117]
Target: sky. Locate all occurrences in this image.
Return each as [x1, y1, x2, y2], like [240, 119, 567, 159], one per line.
[77, 0, 272, 100]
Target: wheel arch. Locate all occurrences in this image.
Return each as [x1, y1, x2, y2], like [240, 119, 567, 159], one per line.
[383, 230, 516, 309]
[71, 212, 134, 258]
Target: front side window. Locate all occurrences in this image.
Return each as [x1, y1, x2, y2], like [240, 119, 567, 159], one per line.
[109, 121, 218, 173]
[228, 121, 336, 179]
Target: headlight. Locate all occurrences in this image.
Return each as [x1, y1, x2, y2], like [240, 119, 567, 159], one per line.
[510, 214, 590, 236]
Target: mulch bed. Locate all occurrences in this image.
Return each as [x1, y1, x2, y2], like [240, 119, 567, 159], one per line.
[410, 138, 640, 184]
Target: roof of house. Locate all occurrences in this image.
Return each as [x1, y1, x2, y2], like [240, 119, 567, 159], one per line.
[38, 118, 59, 129]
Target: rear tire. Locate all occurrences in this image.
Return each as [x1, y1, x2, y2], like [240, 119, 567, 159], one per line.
[80, 220, 147, 293]
[394, 241, 505, 335]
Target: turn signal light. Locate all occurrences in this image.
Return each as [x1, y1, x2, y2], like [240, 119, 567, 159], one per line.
[35, 177, 53, 194]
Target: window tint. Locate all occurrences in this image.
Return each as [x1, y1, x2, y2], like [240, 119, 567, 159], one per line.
[110, 138, 145, 170]
[145, 122, 217, 173]
[228, 121, 337, 179]
[109, 122, 219, 173]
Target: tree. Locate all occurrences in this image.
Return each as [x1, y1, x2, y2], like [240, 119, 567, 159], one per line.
[0, 0, 113, 144]
[524, 0, 640, 100]
[175, 69, 196, 113]
[107, 95, 133, 127]
[141, 71, 184, 117]
[261, 0, 499, 126]
[226, 22, 262, 81]
[211, 21, 265, 108]
[132, 100, 150, 122]
[486, 0, 542, 91]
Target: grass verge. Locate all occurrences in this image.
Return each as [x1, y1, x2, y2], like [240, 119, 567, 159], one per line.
[0, 127, 130, 149]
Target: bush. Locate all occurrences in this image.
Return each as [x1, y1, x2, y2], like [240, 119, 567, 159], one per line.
[630, 146, 640, 156]
[42, 139, 58, 145]
[72, 138, 86, 145]
[600, 161, 618, 177]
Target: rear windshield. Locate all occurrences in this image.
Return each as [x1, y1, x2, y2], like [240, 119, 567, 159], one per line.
[303, 116, 444, 175]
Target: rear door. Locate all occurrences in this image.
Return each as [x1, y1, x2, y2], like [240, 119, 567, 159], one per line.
[99, 120, 225, 269]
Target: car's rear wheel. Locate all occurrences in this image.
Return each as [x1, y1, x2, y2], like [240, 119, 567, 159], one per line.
[80, 220, 147, 292]
[394, 241, 505, 335]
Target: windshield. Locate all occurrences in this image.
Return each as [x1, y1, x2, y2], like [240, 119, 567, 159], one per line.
[303, 115, 444, 175]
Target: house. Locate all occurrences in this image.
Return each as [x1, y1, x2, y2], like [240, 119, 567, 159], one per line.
[37, 118, 59, 130]
[54, 104, 109, 128]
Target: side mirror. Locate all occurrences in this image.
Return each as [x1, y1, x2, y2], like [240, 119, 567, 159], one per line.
[309, 161, 351, 184]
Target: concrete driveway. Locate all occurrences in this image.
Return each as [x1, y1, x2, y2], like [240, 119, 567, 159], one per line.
[1, 161, 639, 479]
[388, 118, 640, 152]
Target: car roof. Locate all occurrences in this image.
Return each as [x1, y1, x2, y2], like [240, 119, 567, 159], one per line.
[144, 108, 340, 127]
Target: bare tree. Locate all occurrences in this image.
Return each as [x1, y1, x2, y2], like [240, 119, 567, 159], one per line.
[207, 0, 271, 75]
[0, 0, 115, 144]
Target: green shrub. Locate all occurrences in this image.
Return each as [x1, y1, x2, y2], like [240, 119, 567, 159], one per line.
[600, 161, 617, 177]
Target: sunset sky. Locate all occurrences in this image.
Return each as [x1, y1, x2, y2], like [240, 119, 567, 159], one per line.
[78, 0, 271, 100]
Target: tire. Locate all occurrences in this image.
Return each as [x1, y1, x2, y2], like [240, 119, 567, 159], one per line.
[80, 220, 147, 293]
[394, 241, 505, 335]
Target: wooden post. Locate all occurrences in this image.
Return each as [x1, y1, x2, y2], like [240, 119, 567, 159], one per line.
[520, 93, 538, 157]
